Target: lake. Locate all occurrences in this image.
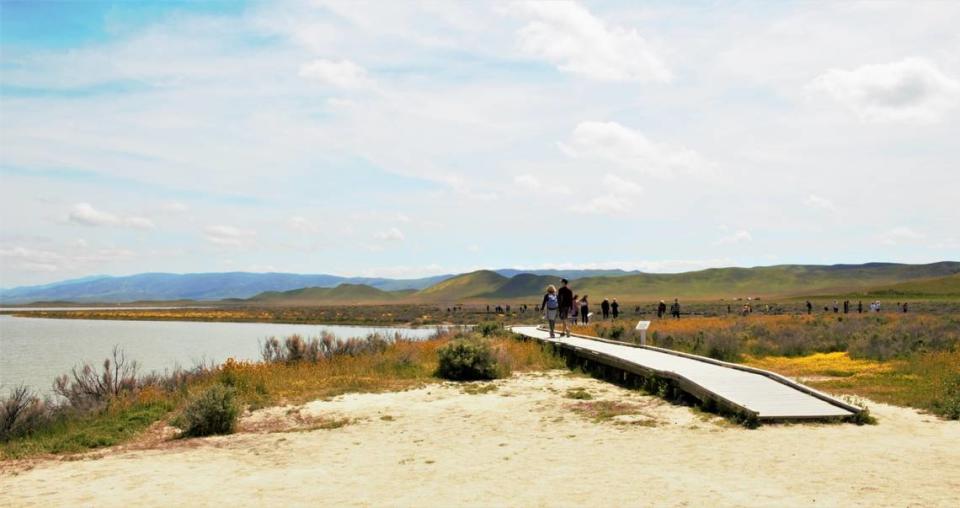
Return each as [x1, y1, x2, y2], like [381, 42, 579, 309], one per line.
[0, 315, 444, 395]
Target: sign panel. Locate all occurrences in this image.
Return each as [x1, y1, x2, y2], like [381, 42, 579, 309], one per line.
[635, 320, 651, 331]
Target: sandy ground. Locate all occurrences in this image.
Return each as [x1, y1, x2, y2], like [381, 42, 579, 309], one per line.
[2, 371, 958, 507]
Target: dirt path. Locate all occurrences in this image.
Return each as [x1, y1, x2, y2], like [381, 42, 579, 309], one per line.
[2, 371, 958, 507]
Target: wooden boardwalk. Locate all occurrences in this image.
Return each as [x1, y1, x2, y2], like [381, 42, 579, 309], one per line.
[510, 325, 861, 421]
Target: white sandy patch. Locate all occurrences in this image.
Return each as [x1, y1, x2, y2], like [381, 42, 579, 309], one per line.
[1, 371, 958, 507]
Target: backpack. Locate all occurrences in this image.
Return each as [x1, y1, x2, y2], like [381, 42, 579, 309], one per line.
[545, 293, 559, 310]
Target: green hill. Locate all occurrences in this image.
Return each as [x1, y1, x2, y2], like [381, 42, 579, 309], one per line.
[414, 262, 960, 302]
[482, 273, 558, 299]
[250, 283, 399, 304]
[414, 270, 508, 301]
[827, 273, 960, 298]
[561, 262, 960, 301]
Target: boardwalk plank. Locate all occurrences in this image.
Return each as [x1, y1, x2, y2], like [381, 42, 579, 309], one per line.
[510, 326, 858, 420]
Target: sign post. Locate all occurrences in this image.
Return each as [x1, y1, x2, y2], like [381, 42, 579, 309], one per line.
[635, 320, 651, 346]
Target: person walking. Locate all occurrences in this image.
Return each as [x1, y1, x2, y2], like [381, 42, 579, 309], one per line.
[903, 302, 909, 313]
[569, 294, 579, 330]
[833, 300, 839, 313]
[858, 300, 863, 314]
[541, 285, 560, 338]
[843, 300, 849, 314]
[580, 295, 590, 324]
[601, 298, 610, 319]
[670, 298, 681, 319]
[657, 300, 667, 319]
[806, 300, 813, 315]
[557, 278, 574, 337]
[611, 299, 620, 319]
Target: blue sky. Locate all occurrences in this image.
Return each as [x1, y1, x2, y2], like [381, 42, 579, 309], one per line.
[1, 0, 958, 287]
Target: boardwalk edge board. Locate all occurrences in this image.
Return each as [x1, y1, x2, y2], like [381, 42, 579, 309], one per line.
[511, 325, 863, 422]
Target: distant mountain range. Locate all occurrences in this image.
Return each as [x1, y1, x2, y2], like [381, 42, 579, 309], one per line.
[3, 262, 957, 304]
[0, 272, 449, 304]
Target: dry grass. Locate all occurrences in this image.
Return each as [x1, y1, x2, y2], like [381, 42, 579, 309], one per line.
[2, 331, 565, 459]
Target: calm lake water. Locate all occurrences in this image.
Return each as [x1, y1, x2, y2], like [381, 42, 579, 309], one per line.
[0, 315, 444, 395]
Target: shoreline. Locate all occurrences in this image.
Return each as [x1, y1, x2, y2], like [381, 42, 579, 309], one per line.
[3, 371, 958, 507]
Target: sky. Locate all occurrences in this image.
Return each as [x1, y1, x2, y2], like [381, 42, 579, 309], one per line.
[1, 0, 959, 288]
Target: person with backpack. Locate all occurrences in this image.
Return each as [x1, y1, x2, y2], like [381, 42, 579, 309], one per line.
[541, 285, 560, 338]
[670, 298, 681, 319]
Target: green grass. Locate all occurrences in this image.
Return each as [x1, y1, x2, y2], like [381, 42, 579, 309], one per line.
[1, 400, 174, 459]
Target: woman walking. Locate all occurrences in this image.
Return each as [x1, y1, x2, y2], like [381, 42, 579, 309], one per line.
[541, 285, 560, 338]
[580, 295, 590, 324]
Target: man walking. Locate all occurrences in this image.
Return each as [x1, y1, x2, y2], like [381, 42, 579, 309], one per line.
[657, 300, 667, 319]
[611, 299, 620, 319]
[670, 298, 681, 319]
[601, 298, 610, 319]
[557, 278, 574, 338]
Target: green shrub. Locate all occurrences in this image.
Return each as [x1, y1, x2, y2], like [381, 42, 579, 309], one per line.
[436, 338, 504, 381]
[476, 321, 503, 337]
[704, 332, 743, 362]
[932, 375, 960, 420]
[177, 384, 240, 437]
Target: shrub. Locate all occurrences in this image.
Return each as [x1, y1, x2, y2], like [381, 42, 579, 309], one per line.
[436, 338, 504, 381]
[703, 331, 743, 362]
[475, 321, 503, 337]
[53, 346, 139, 410]
[1, 386, 51, 441]
[261, 332, 394, 363]
[932, 374, 960, 420]
[177, 384, 240, 437]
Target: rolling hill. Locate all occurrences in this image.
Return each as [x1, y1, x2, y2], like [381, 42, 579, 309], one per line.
[417, 262, 960, 302]
[414, 270, 509, 301]
[249, 283, 400, 304]
[823, 273, 960, 298]
[3, 262, 957, 305]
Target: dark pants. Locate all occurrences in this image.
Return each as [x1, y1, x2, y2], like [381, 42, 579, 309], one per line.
[581, 307, 589, 324]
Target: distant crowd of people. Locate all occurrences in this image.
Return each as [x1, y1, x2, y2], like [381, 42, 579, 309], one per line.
[805, 299, 908, 314]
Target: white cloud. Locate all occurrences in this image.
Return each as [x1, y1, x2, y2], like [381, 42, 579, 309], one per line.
[602, 173, 643, 195]
[513, 1, 671, 82]
[161, 202, 189, 213]
[68, 203, 155, 230]
[374, 227, 405, 242]
[0, 245, 136, 274]
[573, 174, 643, 215]
[716, 229, 753, 245]
[559, 121, 711, 178]
[288, 216, 320, 234]
[879, 226, 925, 245]
[204, 225, 256, 247]
[809, 58, 960, 122]
[574, 193, 632, 215]
[804, 194, 838, 212]
[512, 173, 571, 195]
[299, 59, 375, 89]
[513, 174, 541, 190]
